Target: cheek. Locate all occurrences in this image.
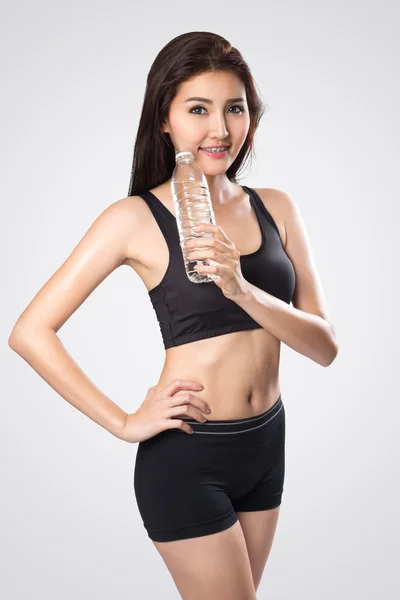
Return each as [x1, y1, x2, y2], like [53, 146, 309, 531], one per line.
[235, 117, 250, 141]
[170, 114, 205, 142]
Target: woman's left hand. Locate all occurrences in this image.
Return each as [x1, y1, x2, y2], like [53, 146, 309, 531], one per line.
[184, 223, 250, 301]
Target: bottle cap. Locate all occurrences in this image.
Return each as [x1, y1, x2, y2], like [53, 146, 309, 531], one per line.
[175, 150, 194, 161]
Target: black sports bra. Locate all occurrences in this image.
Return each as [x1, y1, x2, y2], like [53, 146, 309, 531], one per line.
[139, 186, 296, 349]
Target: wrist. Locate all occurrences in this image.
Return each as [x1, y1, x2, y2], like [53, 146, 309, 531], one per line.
[227, 281, 253, 306]
[109, 411, 129, 440]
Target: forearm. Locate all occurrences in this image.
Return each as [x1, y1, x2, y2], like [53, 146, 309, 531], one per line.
[8, 324, 128, 438]
[234, 283, 338, 367]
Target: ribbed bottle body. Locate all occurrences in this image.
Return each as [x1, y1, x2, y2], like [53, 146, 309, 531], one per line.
[171, 151, 218, 283]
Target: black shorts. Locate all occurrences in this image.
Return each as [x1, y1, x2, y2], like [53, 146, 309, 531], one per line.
[133, 394, 285, 542]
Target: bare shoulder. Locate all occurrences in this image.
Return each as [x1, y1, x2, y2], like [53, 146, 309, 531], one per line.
[259, 188, 335, 327]
[253, 187, 289, 247]
[256, 187, 309, 243]
[9, 195, 153, 335]
[103, 194, 155, 263]
[103, 195, 147, 227]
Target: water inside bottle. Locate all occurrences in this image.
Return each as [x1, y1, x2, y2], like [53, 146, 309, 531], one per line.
[171, 181, 219, 283]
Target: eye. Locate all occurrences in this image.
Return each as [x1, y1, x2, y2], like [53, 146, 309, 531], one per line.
[189, 104, 245, 115]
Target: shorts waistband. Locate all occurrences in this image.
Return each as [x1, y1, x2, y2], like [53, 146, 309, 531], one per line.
[181, 394, 283, 434]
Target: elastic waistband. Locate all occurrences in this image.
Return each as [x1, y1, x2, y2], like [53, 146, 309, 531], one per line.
[181, 394, 283, 434]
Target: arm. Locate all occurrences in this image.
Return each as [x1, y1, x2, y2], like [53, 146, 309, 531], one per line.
[234, 189, 339, 367]
[8, 198, 140, 439]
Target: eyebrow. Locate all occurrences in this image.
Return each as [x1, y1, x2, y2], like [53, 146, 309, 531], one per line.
[184, 96, 247, 104]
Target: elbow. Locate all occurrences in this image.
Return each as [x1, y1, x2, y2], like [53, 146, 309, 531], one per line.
[9, 323, 20, 350]
[320, 342, 339, 367]
[8, 324, 27, 353]
[318, 323, 339, 367]
[8, 320, 44, 353]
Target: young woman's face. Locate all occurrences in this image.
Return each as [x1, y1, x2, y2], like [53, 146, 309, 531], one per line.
[162, 71, 250, 173]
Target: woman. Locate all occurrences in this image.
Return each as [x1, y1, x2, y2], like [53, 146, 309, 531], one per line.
[9, 32, 338, 599]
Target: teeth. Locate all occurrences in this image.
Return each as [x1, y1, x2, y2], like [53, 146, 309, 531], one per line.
[202, 147, 228, 153]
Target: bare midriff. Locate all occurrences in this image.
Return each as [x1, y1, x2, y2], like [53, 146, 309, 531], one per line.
[154, 327, 281, 420]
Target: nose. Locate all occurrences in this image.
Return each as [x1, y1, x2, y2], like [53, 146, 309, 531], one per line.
[209, 114, 229, 141]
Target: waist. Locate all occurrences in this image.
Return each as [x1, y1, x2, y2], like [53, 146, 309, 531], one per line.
[155, 331, 281, 420]
[179, 393, 284, 434]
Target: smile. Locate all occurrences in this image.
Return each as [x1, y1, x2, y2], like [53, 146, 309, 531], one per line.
[199, 147, 230, 158]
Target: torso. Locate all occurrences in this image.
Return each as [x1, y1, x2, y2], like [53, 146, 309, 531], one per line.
[123, 181, 288, 419]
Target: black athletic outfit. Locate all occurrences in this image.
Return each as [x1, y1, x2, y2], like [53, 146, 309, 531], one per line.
[133, 186, 295, 542]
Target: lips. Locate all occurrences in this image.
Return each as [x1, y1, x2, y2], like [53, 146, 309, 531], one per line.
[199, 145, 231, 150]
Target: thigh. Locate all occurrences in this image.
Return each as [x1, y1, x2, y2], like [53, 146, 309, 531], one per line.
[236, 506, 281, 591]
[134, 429, 238, 542]
[231, 400, 285, 589]
[153, 520, 257, 600]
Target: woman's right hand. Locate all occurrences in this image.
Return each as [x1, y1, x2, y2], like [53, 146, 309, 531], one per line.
[119, 379, 211, 443]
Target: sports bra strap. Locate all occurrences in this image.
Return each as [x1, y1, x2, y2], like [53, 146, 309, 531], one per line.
[139, 191, 179, 250]
[243, 186, 281, 237]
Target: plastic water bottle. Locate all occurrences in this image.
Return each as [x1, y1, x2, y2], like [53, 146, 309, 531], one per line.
[170, 149, 218, 284]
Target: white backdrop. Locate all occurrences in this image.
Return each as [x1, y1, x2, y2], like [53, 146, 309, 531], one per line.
[1, 1, 398, 598]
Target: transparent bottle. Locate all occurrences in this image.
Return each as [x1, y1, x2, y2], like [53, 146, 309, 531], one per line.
[171, 149, 218, 284]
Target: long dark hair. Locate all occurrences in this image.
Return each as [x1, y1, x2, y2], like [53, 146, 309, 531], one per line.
[127, 31, 268, 197]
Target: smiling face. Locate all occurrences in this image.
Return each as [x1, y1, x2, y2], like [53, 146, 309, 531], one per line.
[162, 70, 250, 176]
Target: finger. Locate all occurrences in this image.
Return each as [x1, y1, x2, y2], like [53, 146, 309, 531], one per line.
[168, 405, 208, 422]
[168, 393, 211, 414]
[188, 237, 229, 253]
[163, 379, 204, 396]
[187, 248, 229, 263]
[164, 419, 194, 434]
[194, 263, 220, 274]
[194, 223, 229, 241]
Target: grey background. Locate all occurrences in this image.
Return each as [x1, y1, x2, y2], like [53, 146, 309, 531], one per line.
[1, 1, 398, 598]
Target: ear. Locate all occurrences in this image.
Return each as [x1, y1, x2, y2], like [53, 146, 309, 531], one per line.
[162, 118, 170, 134]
